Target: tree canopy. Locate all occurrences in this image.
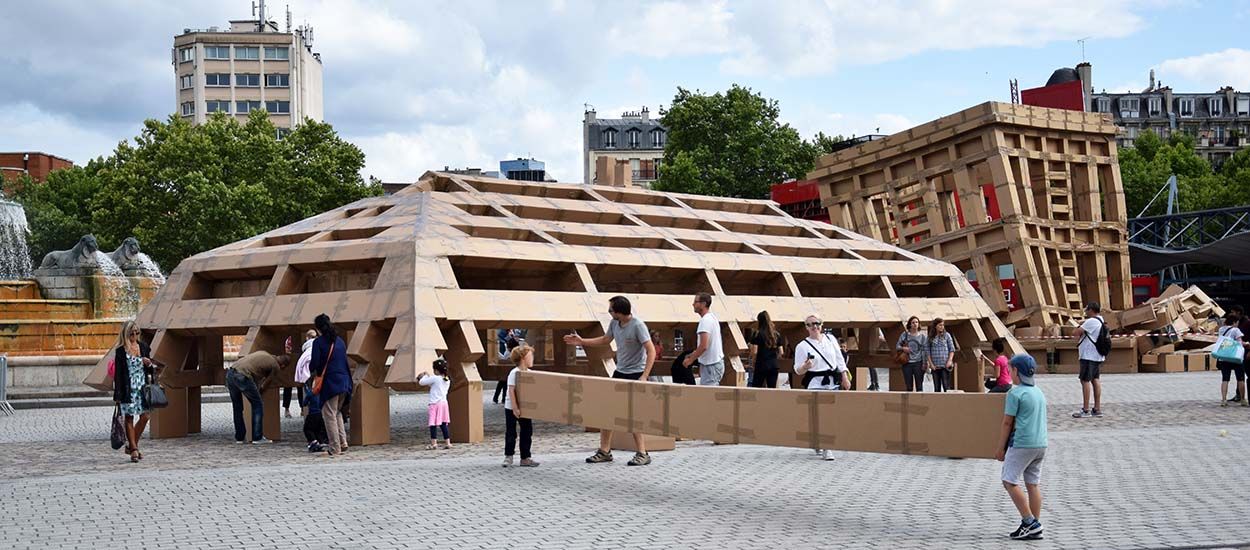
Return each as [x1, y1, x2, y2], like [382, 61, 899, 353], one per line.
[1119, 131, 1250, 217]
[12, 111, 380, 271]
[652, 85, 841, 199]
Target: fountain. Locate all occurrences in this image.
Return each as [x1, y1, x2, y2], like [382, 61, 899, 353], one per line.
[0, 204, 166, 389]
[0, 199, 32, 280]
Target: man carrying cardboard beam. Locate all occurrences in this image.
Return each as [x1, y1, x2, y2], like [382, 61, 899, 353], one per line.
[564, 296, 658, 466]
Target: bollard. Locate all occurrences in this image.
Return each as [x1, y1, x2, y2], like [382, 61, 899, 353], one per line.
[0, 355, 14, 415]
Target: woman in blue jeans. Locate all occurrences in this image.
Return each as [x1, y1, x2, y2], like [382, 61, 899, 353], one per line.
[896, 316, 928, 392]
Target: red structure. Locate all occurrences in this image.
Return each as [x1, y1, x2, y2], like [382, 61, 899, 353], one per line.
[0, 152, 73, 187]
[1021, 79, 1085, 111]
[769, 179, 830, 222]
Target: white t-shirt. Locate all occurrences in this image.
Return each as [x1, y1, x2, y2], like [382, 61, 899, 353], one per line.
[503, 367, 519, 411]
[696, 312, 724, 365]
[794, 336, 847, 389]
[419, 374, 450, 405]
[1078, 316, 1106, 362]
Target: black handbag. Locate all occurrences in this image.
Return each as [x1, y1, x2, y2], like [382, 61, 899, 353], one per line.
[110, 405, 127, 450]
[142, 374, 169, 409]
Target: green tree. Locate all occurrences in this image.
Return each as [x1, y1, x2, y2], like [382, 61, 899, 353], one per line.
[16, 111, 380, 271]
[653, 85, 821, 198]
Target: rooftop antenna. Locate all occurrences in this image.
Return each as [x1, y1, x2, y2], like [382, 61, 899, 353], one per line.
[252, 0, 267, 32]
[286, 4, 292, 33]
[1077, 36, 1091, 61]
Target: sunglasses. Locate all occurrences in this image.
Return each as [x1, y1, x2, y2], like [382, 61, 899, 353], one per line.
[805, 322, 822, 327]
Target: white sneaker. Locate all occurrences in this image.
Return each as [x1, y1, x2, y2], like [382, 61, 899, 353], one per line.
[251, 437, 273, 445]
[814, 448, 823, 456]
[822, 450, 836, 461]
[502, 456, 514, 468]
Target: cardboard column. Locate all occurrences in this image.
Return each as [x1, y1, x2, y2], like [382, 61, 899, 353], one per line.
[149, 329, 192, 439]
[187, 387, 201, 434]
[348, 320, 393, 446]
[242, 387, 281, 442]
[444, 320, 484, 443]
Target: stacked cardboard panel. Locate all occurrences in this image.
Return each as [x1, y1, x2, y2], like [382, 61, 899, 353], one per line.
[82, 171, 1018, 446]
[810, 102, 1133, 329]
[516, 370, 1008, 459]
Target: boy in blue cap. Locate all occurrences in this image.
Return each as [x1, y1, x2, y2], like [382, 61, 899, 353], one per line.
[996, 354, 1048, 540]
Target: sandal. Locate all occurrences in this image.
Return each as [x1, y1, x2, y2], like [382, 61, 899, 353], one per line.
[130, 450, 139, 463]
[424, 443, 436, 450]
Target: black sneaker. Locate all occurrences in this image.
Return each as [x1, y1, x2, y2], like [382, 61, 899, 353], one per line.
[585, 449, 613, 463]
[1009, 520, 1042, 540]
[1072, 409, 1090, 418]
[1091, 409, 1103, 417]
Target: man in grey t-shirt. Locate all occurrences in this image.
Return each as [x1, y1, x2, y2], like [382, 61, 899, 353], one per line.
[564, 295, 657, 466]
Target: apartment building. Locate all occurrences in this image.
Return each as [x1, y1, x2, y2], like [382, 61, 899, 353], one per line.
[172, 11, 322, 136]
[1023, 63, 1250, 168]
[582, 107, 666, 186]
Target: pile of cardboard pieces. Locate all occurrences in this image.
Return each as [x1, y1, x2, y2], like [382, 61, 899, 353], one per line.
[1013, 284, 1224, 374]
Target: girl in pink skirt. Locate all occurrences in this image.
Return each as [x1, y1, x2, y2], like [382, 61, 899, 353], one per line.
[418, 358, 452, 450]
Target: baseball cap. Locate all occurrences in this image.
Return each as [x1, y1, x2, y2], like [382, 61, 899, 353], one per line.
[1009, 354, 1037, 386]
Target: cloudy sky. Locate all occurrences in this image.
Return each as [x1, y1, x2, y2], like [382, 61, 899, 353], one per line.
[2, 0, 1249, 183]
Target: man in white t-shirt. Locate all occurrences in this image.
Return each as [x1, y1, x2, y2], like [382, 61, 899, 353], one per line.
[794, 315, 850, 460]
[1073, 302, 1106, 418]
[681, 292, 724, 386]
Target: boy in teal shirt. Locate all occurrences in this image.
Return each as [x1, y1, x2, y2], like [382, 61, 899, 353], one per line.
[996, 354, 1048, 540]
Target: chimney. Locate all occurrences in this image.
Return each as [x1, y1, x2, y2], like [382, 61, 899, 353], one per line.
[641, 106, 650, 121]
[1076, 62, 1093, 111]
[584, 108, 596, 123]
[1148, 69, 1156, 93]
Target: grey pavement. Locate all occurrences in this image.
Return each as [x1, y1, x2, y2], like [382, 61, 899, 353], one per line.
[2, 371, 1248, 549]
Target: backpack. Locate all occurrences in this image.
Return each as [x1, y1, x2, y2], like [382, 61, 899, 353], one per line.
[1084, 318, 1112, 357]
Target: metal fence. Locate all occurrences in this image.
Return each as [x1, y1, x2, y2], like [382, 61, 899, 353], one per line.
[0, 355, 13, 415]
[1128, 205, 1250, 249]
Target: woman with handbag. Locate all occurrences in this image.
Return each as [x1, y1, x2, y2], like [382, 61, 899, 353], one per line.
[1215, 315, 1247, 407]
[896, 316, 928, 392]
[311, 313, 353, 457]
[111, 320, 163, 463]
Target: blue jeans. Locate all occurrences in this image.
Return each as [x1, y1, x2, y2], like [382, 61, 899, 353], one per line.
[226, 368, 263, 442]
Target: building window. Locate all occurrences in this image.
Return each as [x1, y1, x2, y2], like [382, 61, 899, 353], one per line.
[236, 100, 261, 113]
[651, 128, 665, 148]
[1238, 97, 1250, 116]
[204, 46, 230, 60]
[627, 129, 640, 147]
[178, 47, 194, 63]
[235, 73, 260, 87]
[1125, 126, 1139, 139]
[1120, 98, 1140, 118]
[205, 73, 230, 87]
[264, 46, 289, 60]
[265, 100, 291, 114]
[206, 100, 231, 113]
[1096, 97, 1110, 112]
[1148, 97, 1162, 116]
[1209, 97, 1223, 117]
[602, 128, 617, 148]
[181, 102, 194, 116]
[1215, 126, 1226, 142]
[235, 46, 259, 60]
[179, 74, 193, 89]
[1179, 98, 1195, 117]
[276, 128, 292, 140]
[265, 73, 290, 87]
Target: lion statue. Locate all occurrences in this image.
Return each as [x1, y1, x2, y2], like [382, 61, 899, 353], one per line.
[38, 234, 100, 270]
[108, 237, 143, 271]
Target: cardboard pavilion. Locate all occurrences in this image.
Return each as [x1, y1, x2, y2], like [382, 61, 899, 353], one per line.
[85, 171, 1017, 451]
[810, 102, 1134, 328]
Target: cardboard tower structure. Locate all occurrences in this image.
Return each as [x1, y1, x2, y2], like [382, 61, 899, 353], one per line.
[809, 102, 1133, 328]
[85, 171, 1018, 448]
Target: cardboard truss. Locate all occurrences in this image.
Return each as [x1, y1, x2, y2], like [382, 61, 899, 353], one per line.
[84, 171, 1017, 445]
[810, 102, 1133, 328]
[516, 370, 1008, 459]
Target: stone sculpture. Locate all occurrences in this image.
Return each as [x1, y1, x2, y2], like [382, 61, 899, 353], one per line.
[109, 237, 143, 272]
[37, 234, 99, 271]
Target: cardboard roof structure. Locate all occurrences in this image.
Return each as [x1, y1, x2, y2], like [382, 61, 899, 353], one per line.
[84, 171, 1018, 444]
[809, 102, 1133, 328]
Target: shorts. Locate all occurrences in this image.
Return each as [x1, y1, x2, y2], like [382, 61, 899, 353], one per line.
[1218, 360, 1246, 382]
[698, 360, 725, 386]
[427, 401, 450, 426]
[1078, 359, 1102, 382]
[612, 370, 644, 381]
[1001, 446, 1046, 486]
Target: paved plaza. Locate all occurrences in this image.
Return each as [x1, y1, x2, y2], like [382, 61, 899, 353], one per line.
[2, 372, 1248, 549]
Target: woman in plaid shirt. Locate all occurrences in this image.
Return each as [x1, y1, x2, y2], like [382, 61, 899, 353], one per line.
[926, 318, 957, 392]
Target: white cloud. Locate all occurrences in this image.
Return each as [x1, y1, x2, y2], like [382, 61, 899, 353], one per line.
[1157, 48, 1250, 90]
[0, 103, 131, 165]
[608, 1, 734, 58]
